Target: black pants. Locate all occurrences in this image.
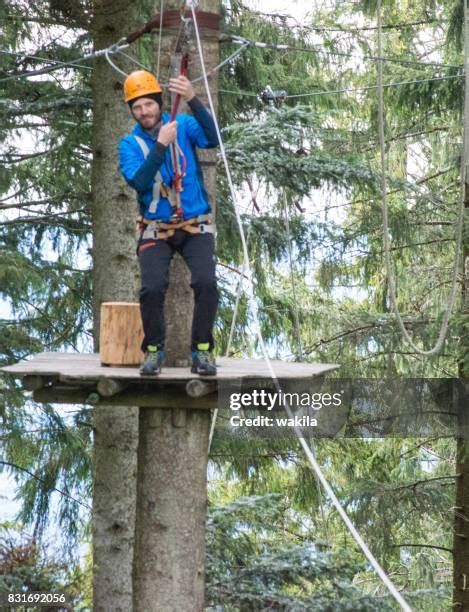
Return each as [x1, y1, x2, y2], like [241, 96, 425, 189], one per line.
[138, 230, 218, 352]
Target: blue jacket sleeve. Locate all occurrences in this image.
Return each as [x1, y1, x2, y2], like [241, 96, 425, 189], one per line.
[118, 138, 167, 192]
[186, 97, 219, 149]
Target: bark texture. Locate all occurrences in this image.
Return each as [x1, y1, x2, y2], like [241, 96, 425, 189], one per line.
[454, 5, 469, 600]
[92, 406, 139, 612]
[91, 2, 141, 610]
[91, 1, 140, 342]
[454, 438, 469, 610]
[133, 408, 210, 610]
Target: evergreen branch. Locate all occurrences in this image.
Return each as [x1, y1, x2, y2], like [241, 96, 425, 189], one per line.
[399, 437, 450, 457]
[0, 194, 91, 211]
[393, 475, 458, 491]
[19, 299, 81, 352]
[0, 460, 91, 510]
[349, 410, 458, 430]
[364, 126, 451, 151]
[217, 261, 250, 279]
[237, 7, 447, 34]
[391, 543, 453, 554]
[355, 351, 456, 363]
[349, 168, 453, 208]
[378, 238, 455, 254]
[307, 324, 378, 350]
[1, 216, 90, 231]
[0, 148, 59, 164]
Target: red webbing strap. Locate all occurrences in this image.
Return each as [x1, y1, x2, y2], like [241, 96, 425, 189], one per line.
[125, 10, 220, 45]
[170, 52, 189, 121]
[169, 52, 189, 217]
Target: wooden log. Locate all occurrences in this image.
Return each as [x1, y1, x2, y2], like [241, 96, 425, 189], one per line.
[186, 379, 217, 398]
[99, 302, 144, 367]
[97, 378, 128, 397]
[33, 385, 217, 410]
[23, 375, 46, 391]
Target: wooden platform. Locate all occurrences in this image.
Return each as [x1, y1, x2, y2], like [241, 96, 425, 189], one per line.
[1, 352, 339, 409]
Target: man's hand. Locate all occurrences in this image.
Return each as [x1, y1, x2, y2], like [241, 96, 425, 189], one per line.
[168, 75, 195, 102]
[157, 121, 177, 146]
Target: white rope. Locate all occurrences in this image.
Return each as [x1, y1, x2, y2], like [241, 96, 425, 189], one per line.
[281, 193, 331, 540]
[156, 0, 164, 77]
[208, 189, 258, 451]
[192, 42, 250, 84]
[376, 0, 464, 356]
[189, 2, 411, 608]
[104, 49, 128, 77]
[117, 49, 152, 72]
[283, 192, 304, 361]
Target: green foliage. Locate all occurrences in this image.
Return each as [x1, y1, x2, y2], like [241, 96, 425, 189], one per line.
[0, 522, 90, 610]
[206, 494, 395, 610]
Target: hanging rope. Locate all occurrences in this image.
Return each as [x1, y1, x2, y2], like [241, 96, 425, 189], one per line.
[376, 0, 464, 356]
[208, 187, 259, 450]
[283, 192, 304, 361]
[156, 0, 165, 77]
[104, 49, 128, 77]
[189, 2, 411, 608]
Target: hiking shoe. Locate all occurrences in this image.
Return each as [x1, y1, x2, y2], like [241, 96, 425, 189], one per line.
[191, 345, 216, 376]
[140, 345, 164, 376]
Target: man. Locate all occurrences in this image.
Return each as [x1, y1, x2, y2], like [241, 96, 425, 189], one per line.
[118, 70, 219, 376]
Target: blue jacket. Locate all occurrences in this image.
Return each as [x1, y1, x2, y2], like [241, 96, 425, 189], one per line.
[118, 97, 218, 221]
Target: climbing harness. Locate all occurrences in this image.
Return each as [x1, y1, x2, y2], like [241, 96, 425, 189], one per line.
[138, 214, 214, 241]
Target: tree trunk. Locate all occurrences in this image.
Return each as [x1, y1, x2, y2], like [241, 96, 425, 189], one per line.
[92, 406, 139, 611]
[453, 3, 469, 608]
[90, 2, 141, 610]
[133, 408, 210, 610]
[132, 0, 220, 608]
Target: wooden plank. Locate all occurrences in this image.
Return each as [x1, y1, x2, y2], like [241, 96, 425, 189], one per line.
[2, 352, 339, 383]
[32, 386, 216, 409]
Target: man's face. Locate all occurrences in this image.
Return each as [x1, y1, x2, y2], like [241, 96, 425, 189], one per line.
[130, 97, 161, 130]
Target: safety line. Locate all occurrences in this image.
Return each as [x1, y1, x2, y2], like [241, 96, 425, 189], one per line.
[209, 193, 259, 450]
[0, 39, 129, 84]
[156, 0, 164, 77]
[226, 34, 460, 70]
[189, 2, 411, 608]
[376, 0, 464, 356]
[0, 50, 93, 71]
[283, 192, 304, 361]
[192, 43, 250, 84]
[110, 40, 249, 84]
[218, 73, 463, 101]
[116, 49, 152, 72]
[104, 50, 127, 77]
[282, 193, 330, 542]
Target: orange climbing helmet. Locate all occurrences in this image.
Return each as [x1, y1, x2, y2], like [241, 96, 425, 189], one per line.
[123, 70, 162, 103]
